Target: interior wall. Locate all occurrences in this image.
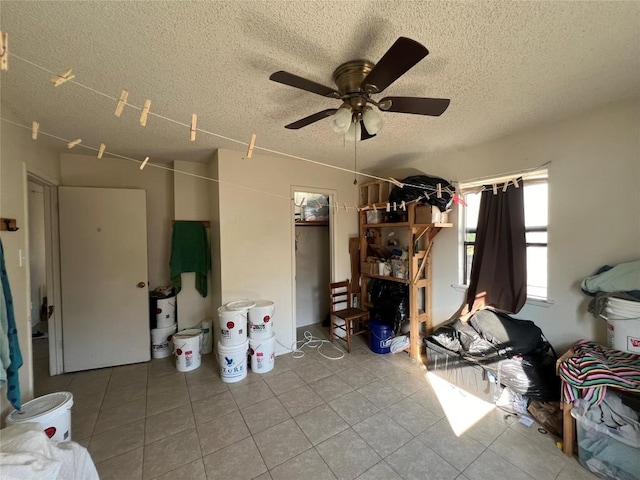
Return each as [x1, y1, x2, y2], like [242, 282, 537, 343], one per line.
[173, 160, 212, 330]
[215, 148, 358, 354]
[0, 110, 61, 423]
[60, 154, 174, 288]
[398, 99, 640, 352]
[27, 182, 46, 329]
[295, 225, 330, 327]
[208, 152, 222, 347]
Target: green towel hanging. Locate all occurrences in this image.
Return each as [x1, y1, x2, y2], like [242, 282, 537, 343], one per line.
[170, 221, 210, 297]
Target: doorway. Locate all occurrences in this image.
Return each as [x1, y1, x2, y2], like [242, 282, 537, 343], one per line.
[26, 171, 64, 388]
[293, 190, 333, 329]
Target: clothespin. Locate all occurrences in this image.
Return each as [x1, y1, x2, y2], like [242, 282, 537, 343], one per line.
[66, 138, 81, 149]
[97, 143, 106, 159]
[400, 201, 406, 211]
[453, 194, 468, 207]
[424, 190, 430, 200]
[139, 99, 151, 126]
[393, 202, 397, 212]
[388, 177, 404, 188]
[114, 89, 129, 117]
[513, 178, 520, 188]
[386, 202, 391, 212]
[190, 114, 197, 141]
[492, 184, 498, 195]
[51, 68, 75, 87]
[445, 186, 454, 196]
[502, 180, 510, 192]
[246, 133, 256, 159]
[31, 121, 39, 140]
[437, 183, 442, 198]
[139, 156, 150, 170]
[0, 31, 8, 71]
[373, 204, 377, 211]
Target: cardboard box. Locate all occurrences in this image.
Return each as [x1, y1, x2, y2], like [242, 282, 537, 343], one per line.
[415, 205, 449, 224]
[360, 262, 377, 275]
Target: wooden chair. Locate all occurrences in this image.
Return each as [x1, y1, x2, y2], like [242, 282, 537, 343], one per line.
[329, 280, 369, 352]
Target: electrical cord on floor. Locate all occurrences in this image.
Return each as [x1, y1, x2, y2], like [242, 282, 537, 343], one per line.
[276, 331, 345, 361]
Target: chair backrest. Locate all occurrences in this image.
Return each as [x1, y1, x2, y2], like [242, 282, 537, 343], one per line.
[329, 280, 352, 314]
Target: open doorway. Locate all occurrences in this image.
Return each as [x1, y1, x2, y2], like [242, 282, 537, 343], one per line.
[293, 190, 333, 330]
[28, 180, 49, 381]
[27, 172, 63, 389]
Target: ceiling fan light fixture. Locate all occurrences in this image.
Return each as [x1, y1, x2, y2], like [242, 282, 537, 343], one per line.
[362, 107, 384, 135]
[330, 107, 353, 134]
[344, 120, 362, 142]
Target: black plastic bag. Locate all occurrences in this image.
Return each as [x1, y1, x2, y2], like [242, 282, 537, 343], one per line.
[389, 175, 454, 212]
[370, 279, 408, 334]
[487, 343, 560, 401]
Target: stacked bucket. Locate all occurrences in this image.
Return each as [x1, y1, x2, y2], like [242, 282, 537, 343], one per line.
[217, 300, 253, 383]
[216, 299, 276, 383]
[602, 297, 640, 354]
[248, 301, 276, 375]
[150, 295, 177, 359]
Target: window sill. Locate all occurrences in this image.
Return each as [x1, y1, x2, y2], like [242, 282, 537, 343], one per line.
[450, 284, 555, 308]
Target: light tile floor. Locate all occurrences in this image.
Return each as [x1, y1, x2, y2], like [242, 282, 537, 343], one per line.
[31, 326, 598, 480]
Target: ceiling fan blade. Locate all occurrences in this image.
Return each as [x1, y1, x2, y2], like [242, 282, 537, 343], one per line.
[284, 109, 338, 129]
[270, 71, 341, 98]
[361, 37, 428, 94]
[360, 121, 376, 140]
[380, 97, 450, 116]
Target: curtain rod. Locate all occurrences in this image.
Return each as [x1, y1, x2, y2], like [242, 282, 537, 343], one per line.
[458, 161, 550, 189]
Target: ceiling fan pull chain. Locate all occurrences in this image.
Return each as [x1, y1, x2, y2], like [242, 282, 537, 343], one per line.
[353, 128, 358, 185]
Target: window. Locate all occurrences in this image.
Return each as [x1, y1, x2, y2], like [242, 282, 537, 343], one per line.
[462, 175, 548, 299]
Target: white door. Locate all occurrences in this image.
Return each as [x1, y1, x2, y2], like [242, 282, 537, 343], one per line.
[59, 187, 150, 372]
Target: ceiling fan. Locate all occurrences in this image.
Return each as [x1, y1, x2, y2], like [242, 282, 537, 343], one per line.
[269, 37, 450, 141]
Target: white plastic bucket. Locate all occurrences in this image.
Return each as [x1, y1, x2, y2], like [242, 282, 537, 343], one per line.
[218, 306, 248, 346]
[6, 392, 74, 441]
[217, 340, 248, 383]
[156, 296, 176, 328]
[151, 323, 177, 359]
[200, 319, 213, 355]
[248, 300, 275, 340]
[603, 311, 640, 354]
[248, 335, 276, 374]
[173, 329, 202, 372]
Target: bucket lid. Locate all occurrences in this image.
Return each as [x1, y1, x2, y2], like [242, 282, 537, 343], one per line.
[7, 392, 73, 422]
[217, 339, 249, 352]
[251, 300, 274, 308]
[226, 300, 256, 311]
[607, 297, 640, 309]
[173, 329, 202, 339]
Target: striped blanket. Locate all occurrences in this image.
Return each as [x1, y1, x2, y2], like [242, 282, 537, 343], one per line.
[558, 340, 640, 405]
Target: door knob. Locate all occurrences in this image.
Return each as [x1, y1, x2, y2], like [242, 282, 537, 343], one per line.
[137, 282, 146, 288]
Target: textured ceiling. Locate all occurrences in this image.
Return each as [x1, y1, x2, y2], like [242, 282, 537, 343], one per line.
[1, 1, 638, 172]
